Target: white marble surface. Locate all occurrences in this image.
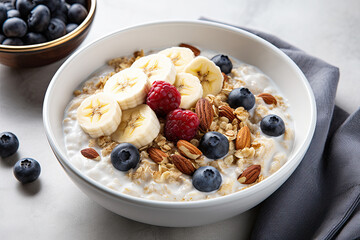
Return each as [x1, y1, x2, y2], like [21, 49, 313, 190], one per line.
[1, 0, 359, 239]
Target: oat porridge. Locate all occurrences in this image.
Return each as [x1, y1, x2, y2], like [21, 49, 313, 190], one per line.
[62, 44, 294, 201]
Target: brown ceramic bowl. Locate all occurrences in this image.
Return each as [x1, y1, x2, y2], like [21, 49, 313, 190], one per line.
[0, 0, 96, 68]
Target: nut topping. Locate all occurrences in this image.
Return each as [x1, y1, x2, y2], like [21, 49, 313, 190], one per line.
[238, 165, 261, 184]
[147, 147, 168, 164]
[218, 105, 236, 122]
[179, 43, 201, 56]
[258, 93, 277, 105]
[236, 125, 251, 150]
[177, 140, 202, 159]
[81, 148, 100, 161]
[195, 98, 214, 132]
[170, 154, 196, 175]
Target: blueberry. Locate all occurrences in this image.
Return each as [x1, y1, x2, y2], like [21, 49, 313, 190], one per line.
[3, 17, 27, 37]
[68, 3, 87, 24]
[4, 2, 15, 10]
[0, 33, 5, 43]
[13, 158, 41, 184]
[23, 32, 46, 44]
[7, 9, 20, 18]
[65, 0, 86, 7]
[228, 87, 255, 110]
[27, 5, 50, 32]
[52, 1, 68, 23]
[2, 37, 23, 45]
[15, 0, 36, 19]
[111, 143, 140, 172]
[198, 131, 229, 159]
[211, 54, 233, 74]
[192, 166, 222, 192]
[34, 0, 60, 13]
[65, 22, 77, 33]
[0, 3, 7, 27]
[0, 132, 19, 158]
[44, 17, 65, 40]
[260, 114, 285, 137]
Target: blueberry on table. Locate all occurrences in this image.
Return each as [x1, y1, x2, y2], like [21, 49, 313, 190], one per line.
[0, 132, 19, 158]
[260, 114, 285, 137]
[7, 9, 20, 18]
[198, 131, 229, 159]
[23, 32, 47, 44]
[45, 17, 66, 40]
[65, 22, 77, 33]
[192, 166, 222, 192]
[13, 158, 41, 184]
[2, 17, 27, 38]
[2, 37, 23, 45]
[228, 87, 255, 110]
[211, 54, 233, 74]
[16, 0, 36, 19]
[0, 3, 7, 27]
[68, 3, 87, 24]
[27, 5, 51, 33]
[111, 143, 140, 172]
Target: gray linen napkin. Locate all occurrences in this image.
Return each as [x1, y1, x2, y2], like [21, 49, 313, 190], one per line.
[200, 18, 360, 240]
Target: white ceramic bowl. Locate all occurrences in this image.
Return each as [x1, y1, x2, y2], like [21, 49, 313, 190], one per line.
[43, 20, 316, 227]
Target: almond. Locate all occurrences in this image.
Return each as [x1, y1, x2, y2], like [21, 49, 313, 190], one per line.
[179, 43, 200, 56]
[218, 105, 236, 122]
[177, 140, 202, 159]
[258, 93, 277, 105]
[237, 165, 261, 184]
[81, 148, 100, 161]
[170, 154, 196, 175]
[147, 147, 168, 164]
[236, 125, 251, 150]
[195, 98, 214, 132]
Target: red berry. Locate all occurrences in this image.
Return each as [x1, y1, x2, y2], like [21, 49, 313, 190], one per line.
[146, 81, 181, 116]
[165, 109, 200, 141]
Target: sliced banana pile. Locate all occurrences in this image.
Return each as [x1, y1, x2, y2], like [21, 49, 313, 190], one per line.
[112, 104, 160, 148]
[76, 44, 225, 148]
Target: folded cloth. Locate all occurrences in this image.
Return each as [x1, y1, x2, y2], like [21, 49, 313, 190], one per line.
[200, 18, 360, 240]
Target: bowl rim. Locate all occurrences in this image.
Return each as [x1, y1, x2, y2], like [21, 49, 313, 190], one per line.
[43, 20, 317, 208]
[0, 0, 96, 52]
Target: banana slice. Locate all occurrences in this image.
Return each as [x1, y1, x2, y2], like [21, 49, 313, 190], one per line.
[184, 56, 224, 97]
[131, 54, 176, 85]
[159, 47, 195, 73]
[174, 72, 203, 109]
[77, 92, 122, 138]
[103, 68, 151, 110]
[112, 104, 160, 148]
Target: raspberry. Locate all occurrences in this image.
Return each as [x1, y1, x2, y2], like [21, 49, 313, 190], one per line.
[165, 109, 200, 141]
[146, 81, 181, 116]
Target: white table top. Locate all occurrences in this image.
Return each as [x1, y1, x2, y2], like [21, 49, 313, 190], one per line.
[1, 0, 359, 239]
